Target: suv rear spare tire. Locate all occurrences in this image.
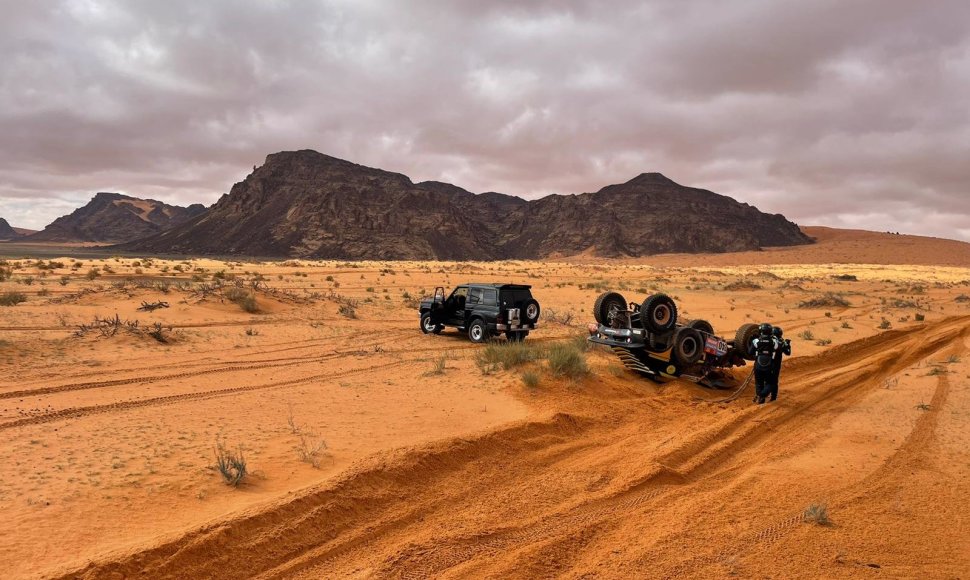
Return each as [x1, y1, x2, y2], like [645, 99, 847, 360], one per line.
[593, 291, 627, 325]
[641, 294, 678, 333]
[523, 299, 541, 323]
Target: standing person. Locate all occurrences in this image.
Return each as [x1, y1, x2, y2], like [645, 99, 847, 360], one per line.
[768, 326, 792, 402]
[751, 323, 779, 405]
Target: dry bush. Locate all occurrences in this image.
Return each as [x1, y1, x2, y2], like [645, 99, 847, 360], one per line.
[213, 442, 247, 486]
[295, 432, 329, 469]
[475, 341, 543, 375]
[547, 341, 589, 378]
[0, 292, 27, 306]
[224, 287, 260, 313]
[803, 503, 831, 526]
[723, 279, 763, 291]
[798, 293, 850, 309]
[521, 371, 541, 389]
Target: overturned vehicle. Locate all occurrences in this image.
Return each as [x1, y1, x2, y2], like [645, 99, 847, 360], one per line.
[586, 291, 760, 386]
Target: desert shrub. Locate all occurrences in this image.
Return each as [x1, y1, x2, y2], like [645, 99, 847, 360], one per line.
[337, 300, 357, 319]
[915, 313, 925, 322]
[86, 268, 100, 280]
[224, 287, 259, 313]
[0, 292, 27, 306]
[956, 294, 969, 303]
[840, 321, 852, 329]
[21, 276, 34, 286]
[425, 355, 447, 376]
[295, 432, 329, 469]
[59, 276, 70, 286]
[547, 341, 589, 378]
[815, 338, 832, 346]
[213, 442, 247, 486]
[723, 279, 762, 291]
[475, 341, 543, 374]
[521, 371, 541, 389]
[803, 503, 831, 526]
[798, 329, 815, 341]
[878, 318, 892, 330]
[799, 293, 850, 308]
[833, 274, 858, 281]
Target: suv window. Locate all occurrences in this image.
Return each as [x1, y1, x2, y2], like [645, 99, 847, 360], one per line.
[468, 288, 483, 305]
[482, 288, 497, 306]
[449, 287, 468, 301]
[501, 288, 532, 306]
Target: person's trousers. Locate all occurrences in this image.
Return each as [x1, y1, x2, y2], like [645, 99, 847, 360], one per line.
[755, 369, 772, 400]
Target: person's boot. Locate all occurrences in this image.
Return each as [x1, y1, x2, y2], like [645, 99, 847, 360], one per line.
[757, 396, 766, 405]
[769, 395, 777, 402]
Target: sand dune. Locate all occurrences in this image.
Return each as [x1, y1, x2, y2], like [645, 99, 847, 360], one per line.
[0, 240, 968, 578]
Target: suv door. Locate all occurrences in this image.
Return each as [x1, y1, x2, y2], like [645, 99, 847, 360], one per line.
[467, 287, 484, 322]
[445, 286, 469, 325]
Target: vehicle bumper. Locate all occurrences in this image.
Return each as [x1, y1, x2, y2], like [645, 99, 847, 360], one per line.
[494, 322, 536, 332]
[586, 323, 647, 347]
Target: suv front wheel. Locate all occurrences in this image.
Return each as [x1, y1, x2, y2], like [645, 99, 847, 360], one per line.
[468, 319, 490, 343]
[421, 313, 443, 334]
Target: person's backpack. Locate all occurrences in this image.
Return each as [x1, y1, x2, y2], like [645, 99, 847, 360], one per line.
[755, 337, 775, 370]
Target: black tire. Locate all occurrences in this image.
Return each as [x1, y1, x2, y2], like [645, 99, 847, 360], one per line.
[420, 312, 442, 335]
[687, 319, 714, 335]
[672, 327, 704, 365]
[593, 291, 627, 325]
[468, 319, 489, 343]
[640, 294, 678, 333]
[507, 331, 529, 342]
[647, 330, 672, 352]
[734, 323, 760, 361]
[523, 299, 541, 323]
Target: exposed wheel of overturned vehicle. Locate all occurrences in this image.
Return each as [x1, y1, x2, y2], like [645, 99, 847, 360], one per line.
[593, 292, 627, 325]
[672, 327, 705, 365]
[687, 319, 714, 335]
[734, 323, 760, 361]
[640, 293, 678, 333]
[420, 312, 443, 335]
[468, 318, 490, 343]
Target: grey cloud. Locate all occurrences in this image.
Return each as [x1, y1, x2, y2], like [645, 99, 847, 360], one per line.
[0, 0, 968, 242]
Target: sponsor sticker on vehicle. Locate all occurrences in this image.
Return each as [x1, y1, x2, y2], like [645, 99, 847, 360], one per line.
[704, 336, 728, 356]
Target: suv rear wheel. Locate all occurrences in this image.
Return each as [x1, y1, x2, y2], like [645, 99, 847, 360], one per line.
[468, 319, 490, 343]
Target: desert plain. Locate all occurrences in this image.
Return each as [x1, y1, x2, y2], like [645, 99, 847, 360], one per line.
[1, 227, 969, 579]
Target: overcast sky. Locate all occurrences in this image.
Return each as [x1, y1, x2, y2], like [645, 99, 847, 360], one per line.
[1, 0, 969, 240]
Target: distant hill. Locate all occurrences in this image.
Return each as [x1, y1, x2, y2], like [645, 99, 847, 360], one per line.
[0, 218, 23, 241]
[122, 150, 811, 259]
[28, 193, 206, 244]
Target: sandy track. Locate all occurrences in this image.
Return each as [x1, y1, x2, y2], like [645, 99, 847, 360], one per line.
[56, 315, 970, 579]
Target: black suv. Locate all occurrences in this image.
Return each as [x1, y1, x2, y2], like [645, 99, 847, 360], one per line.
[419, 283, 540, 343]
